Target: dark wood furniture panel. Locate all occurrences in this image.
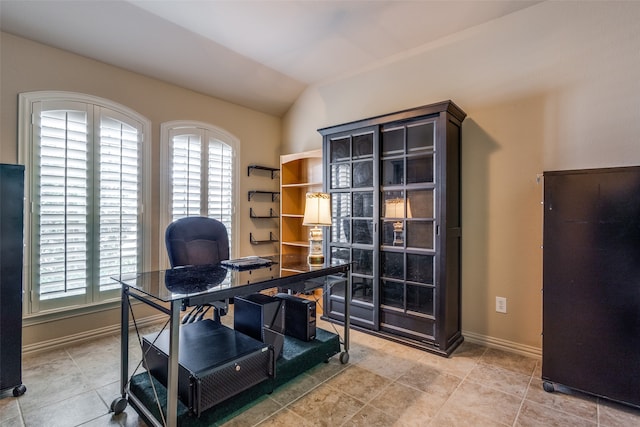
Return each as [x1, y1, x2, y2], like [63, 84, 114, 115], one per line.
[543, 166, 640, 408]
[0, 164, 26, 397]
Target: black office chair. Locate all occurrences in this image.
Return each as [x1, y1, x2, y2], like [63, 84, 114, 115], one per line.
[165, 216, 230, 322]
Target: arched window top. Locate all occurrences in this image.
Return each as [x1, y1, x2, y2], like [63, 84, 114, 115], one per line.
[161, 120, 240, 150]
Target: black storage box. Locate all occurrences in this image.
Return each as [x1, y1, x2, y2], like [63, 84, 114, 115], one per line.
[142, 320, 274, 417]
[275, 293, 316, 342]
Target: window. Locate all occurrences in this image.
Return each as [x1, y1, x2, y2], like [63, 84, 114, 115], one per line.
[160, 121, 239, 267]
[19, 92, 151, 314]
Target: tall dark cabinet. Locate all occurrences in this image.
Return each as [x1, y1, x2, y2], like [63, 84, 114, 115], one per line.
[319, 101, 466, 356]
[543, 166, 640, 408]
[0, 164, 26, 397]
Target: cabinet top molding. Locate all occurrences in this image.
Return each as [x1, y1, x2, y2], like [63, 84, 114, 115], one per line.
[318, 100, 466, 136]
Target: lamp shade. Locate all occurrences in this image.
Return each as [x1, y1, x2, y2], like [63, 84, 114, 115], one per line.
[384, 198, 412, 219]
[302, 192, 332, 226]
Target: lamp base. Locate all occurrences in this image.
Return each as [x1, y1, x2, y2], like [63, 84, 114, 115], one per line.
[308, 226, 324, 268]
[307, 254, 325, 267]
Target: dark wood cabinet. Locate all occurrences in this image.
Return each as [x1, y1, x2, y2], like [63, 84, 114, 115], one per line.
[319, 101, 466, 356]
[0, 164, 26, 396]
[542, 166, 640, 407]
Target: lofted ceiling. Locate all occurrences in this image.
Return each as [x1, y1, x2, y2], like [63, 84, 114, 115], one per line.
[0, 0, 539, 116]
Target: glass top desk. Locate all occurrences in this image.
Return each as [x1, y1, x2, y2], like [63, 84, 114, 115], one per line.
[111, 260, 351, 427]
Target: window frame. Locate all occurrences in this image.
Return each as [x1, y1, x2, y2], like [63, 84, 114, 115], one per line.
[159, 120, 240, 269]
[18, 91, 152, 316]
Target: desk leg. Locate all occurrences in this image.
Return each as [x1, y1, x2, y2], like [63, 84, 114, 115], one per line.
[111, 287, 129, 414]
[166, 299, 181, 427]
[341, 271, 351, 364]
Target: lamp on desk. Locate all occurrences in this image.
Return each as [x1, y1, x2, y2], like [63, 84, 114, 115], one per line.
[384, 198, 412, 246]
[302, 192, 332, 267]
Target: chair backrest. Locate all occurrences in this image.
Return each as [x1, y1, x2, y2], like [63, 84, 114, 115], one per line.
[165, 217, 230, 268]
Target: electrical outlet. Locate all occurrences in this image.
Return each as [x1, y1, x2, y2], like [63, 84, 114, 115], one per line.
[496, 296, 507, 313]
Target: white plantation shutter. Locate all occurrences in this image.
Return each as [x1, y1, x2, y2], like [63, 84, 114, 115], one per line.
[207, 138, 233, 235]
[37, 107, 90, 301]
[171, 133, 202, 220]
[163, 122, 238, 265]
[97, 112, 141, 292]
[22, 93, 148, 313]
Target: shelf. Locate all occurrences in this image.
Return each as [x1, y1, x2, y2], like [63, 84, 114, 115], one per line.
[248, 191, 280, 201]
[282, 240, 309, 247]
[249, 231, 279, 245]
[249, 207, 279, 219]
[281, 181, 323, 188]
[247, 164, 279, 179]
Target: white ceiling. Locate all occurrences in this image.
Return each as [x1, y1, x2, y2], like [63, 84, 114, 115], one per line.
[0, 0, 539, 116]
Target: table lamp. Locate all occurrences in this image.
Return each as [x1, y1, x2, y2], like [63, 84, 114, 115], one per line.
[384, 197, 412, 245]
[302, 192, 332, 266]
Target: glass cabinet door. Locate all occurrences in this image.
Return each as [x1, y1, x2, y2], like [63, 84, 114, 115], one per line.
[379, 118, 437, 341]
[325, 128, 377, 328]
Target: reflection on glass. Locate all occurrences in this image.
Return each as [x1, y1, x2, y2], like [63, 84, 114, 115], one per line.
[406, 153, 434, 184]
[381, 279, 403, 309]
[382, 191, 410, 246]
[381, 191, 404, 216]
[352, 161, 373, 188]
[352, 248, 373, 275]
[331, 193, 350, 243]
[381, 221, 397, 247]
[381, 251, 403, 280]
[331, 164, 351, 189]
[353, 133, 373, 158]
[406, 221, 434, 249]
[382, 158, 404, 185]
[330, 247, 350, 265]
[407, 189, 434, 218]
[381, 127, 404, 154]
[352, 277, 373, 303]
[332, 192, 351, 217]
[352, 219, 373, 244]
[407, 254, 433, 284]
[407, 122, 435, 152]
[328, 278, 345, 298]
[406, 284, 434, 315]
[330, 137, 350, 162]
[352, 192, 374, 217]
[331, 218, 349, 243]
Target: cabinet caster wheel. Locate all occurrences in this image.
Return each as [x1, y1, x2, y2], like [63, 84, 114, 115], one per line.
[543, 381, 555, 393]
[12, 384, 26, 397]
[339, 351, 349, 364]
[110, 397, 128, 414]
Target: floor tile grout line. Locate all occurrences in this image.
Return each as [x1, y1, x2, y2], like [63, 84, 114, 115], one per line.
[512, 362, 537, 427]
[427, 346, 486, 426]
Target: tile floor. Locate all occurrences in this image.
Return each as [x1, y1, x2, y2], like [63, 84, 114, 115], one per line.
[1, 312, 639, 427]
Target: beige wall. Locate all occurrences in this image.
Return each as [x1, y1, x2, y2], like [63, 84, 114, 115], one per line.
[1, 32, 282, 348]
[283, 1, 640, 352]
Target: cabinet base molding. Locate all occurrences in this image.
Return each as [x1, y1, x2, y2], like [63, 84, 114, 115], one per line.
[462, 330, 541, 359]
[323, 316, 463, 357]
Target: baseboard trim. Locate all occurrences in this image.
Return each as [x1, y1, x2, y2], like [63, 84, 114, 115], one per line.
[22, 314, 167, 356]
[462, 330, 541, 359]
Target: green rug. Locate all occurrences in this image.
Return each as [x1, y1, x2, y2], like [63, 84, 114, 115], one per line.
[128, 327, 341, 426]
